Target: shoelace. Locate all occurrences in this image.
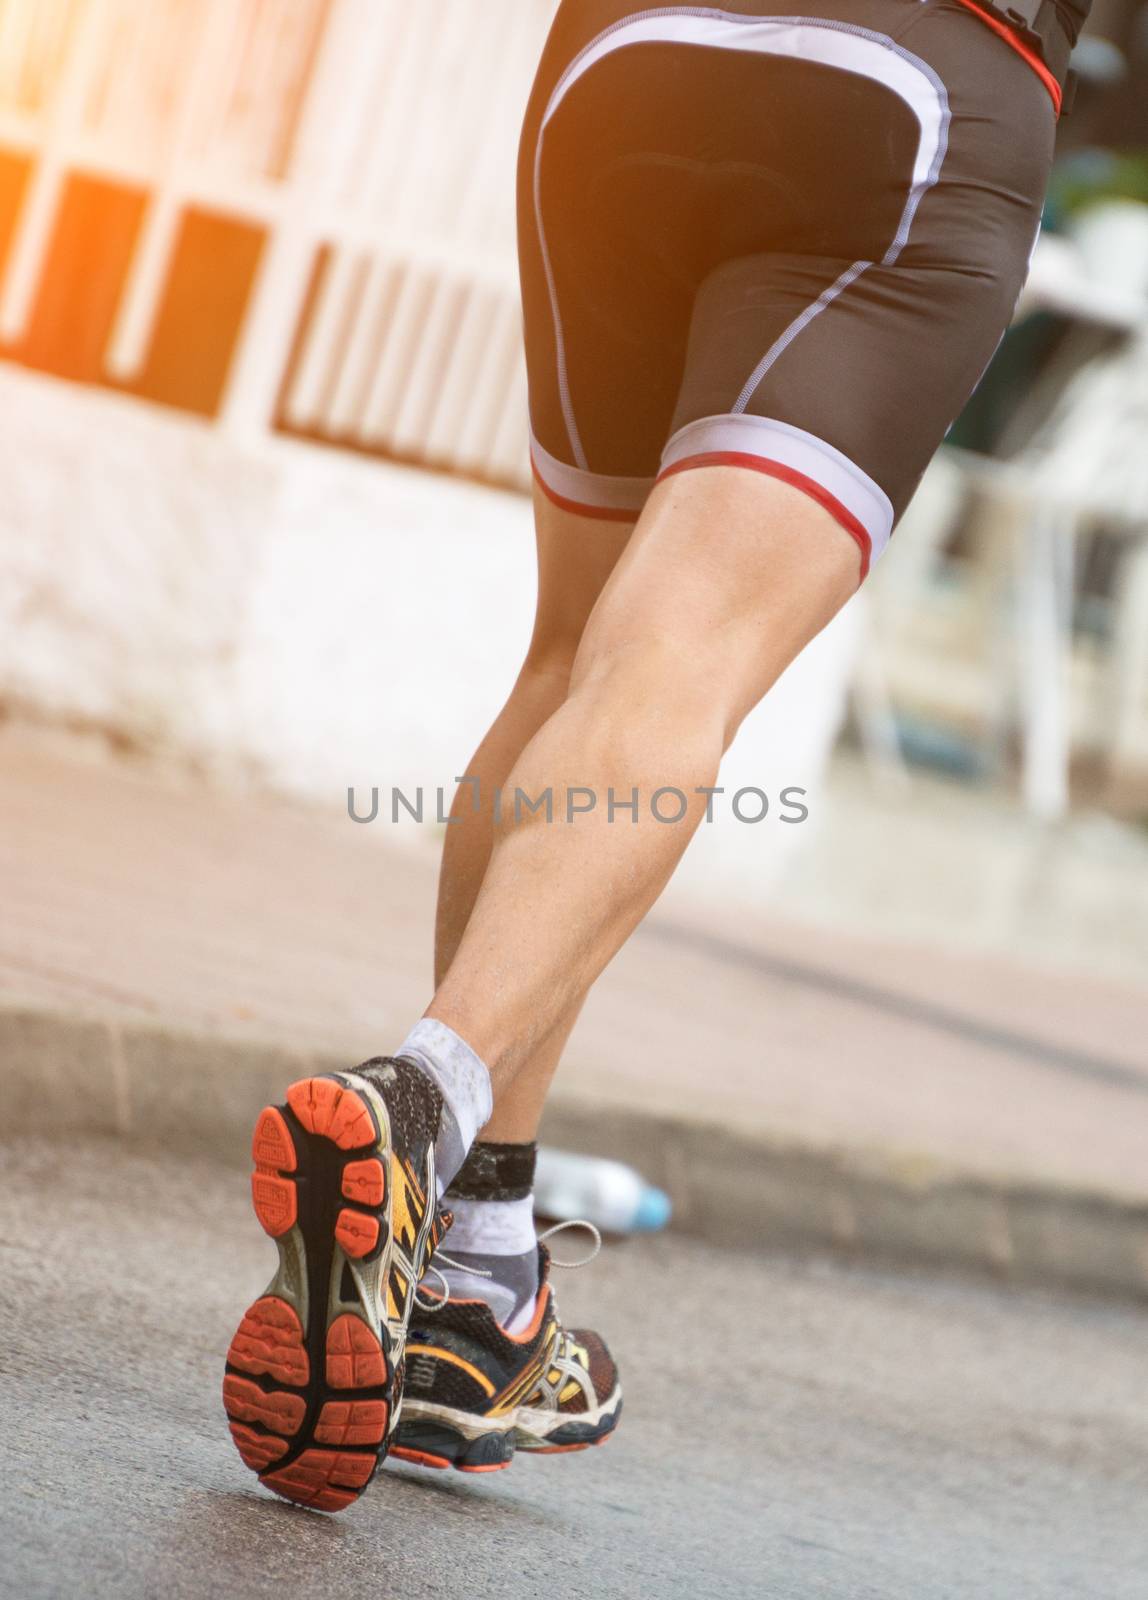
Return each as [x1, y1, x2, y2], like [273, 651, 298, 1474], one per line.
[413, 1218, 602, 1313]
[536, 1218, 602, 1269]
[414, 1251, 490, 1313]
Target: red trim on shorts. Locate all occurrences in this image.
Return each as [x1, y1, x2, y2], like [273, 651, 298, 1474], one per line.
[531, 459, 644, 522]
[656, 450, 872, 581]
[953, 0, 1062, 114]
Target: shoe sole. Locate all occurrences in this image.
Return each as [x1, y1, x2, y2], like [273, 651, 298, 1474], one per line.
[391, 1387, 623, 1474]
[223, 1076, 399, 1513]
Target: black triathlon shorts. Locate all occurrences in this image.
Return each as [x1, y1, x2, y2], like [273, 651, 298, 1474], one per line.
[518, 0, 1066, 577]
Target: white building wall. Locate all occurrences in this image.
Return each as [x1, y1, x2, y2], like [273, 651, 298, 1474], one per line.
[0, 365, 859, 903]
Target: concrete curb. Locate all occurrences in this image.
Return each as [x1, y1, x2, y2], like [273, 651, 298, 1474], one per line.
[5, 1001, 1147, 1301]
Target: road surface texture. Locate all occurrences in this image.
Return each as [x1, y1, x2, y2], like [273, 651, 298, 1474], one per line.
[3, 1138, 1145, 1599]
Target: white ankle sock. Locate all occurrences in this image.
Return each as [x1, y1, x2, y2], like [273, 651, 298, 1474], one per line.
[439, 1194, 540, 1332]
[395, 1018, 493, 1195]
[448, 1194, 537, 1255]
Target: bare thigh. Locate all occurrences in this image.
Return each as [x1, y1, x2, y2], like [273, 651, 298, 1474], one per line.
[569, 464, 862, 743]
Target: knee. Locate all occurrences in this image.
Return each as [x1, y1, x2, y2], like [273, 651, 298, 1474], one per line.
[573, 628, 694, 700]
[576, 629, 730, 735]
[575, 628, 762, 755]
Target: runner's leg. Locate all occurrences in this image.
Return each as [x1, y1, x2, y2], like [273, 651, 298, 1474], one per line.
[427, 463, 861, 1091]
[435, 487, 634, 1139]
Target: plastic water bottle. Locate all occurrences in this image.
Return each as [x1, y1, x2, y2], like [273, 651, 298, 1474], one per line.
[534, 1147, 672, 1235]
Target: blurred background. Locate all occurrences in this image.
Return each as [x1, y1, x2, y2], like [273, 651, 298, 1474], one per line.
[1, 0, 1147, 1258]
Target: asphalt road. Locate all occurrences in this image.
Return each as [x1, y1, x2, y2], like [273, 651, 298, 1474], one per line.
[2, 1138, 1146, 1600]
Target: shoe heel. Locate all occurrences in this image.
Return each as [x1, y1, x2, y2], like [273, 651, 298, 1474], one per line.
[252, 1076, 386, 1261]
[286, 1076, 378, 1150]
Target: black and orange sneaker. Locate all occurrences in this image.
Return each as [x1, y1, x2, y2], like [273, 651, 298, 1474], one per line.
[223, 1057, 451, 1512]
[390, 1245, 622, 1473]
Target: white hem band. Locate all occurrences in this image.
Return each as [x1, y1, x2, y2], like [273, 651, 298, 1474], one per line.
[660, 413, 894, 566]
[531, 433, 654, 517]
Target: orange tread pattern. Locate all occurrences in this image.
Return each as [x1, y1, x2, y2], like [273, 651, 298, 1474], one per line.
[342, 1158, 386, 1206]
[326, 1315, 387, 1389]
[229, 1422, 288, 1471]
[286, 1078, 376, 1150]
[251, 1173, 297, 1237]
[390, 1446, 450, 1470]
[222, 1374, 305, 1435]
[315, 1400, 388, 1446]
[261, 1449, 374, 1512]
[335, 1208, 380, 1259]
[227, 1297, 309, 1386]
[251, 1106, 297, 1171]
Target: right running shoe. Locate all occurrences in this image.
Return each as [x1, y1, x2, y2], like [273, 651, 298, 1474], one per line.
[222, 1057, 450, 1512]
[391, 1244, 622, 1473]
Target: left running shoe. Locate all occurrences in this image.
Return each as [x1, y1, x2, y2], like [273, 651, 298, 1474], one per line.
[223, 1058, 451, 1512]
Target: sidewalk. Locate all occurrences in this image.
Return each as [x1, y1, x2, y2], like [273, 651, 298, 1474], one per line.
[3, 723, 1147, 1296]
